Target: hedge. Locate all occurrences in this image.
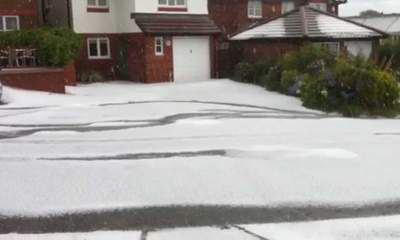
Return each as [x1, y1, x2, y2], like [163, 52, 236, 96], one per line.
[0, 28, 82, 67]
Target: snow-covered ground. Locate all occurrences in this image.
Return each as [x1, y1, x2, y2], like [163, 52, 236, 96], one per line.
[1, 79, 400, 217]
[2, 215, 400, 240]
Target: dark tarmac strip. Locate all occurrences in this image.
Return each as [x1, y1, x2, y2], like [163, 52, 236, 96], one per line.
[1, 201, 400, 234]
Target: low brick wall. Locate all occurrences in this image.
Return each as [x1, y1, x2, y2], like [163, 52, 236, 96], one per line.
[0, 68, 66, 94]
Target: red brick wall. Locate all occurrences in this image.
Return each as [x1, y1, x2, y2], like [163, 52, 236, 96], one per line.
[0, 0, 39, 29]
[0, 68, 66, 93]
[125, 33, 146, 82]
[75, 34, 121, 81]
[144, 35, 173, 83]
[64, 62, 77, 86]
[240, 40, 303, 63]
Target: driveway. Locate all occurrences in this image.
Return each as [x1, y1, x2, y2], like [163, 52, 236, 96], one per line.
[0, 80, 400, 234]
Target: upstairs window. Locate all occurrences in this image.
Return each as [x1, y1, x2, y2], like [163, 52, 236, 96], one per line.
[88, 38, 111, 59]
[158, 0, 187, 8]
[282, 0, 295, 14]
[155, 37, 164, 56]
[0, 16, 19, 31]
[309, 2, 327, 12]
[87, 0, 108, 8]
[248, 0, 262, 18]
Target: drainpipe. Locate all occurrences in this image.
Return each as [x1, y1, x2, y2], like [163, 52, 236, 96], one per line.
[66, 0, 72, 29]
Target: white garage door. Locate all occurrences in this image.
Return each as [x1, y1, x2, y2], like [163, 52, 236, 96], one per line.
[173, 36, 211, 82]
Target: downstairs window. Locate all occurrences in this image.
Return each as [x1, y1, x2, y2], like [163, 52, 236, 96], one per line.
[87, 37, 111, 59]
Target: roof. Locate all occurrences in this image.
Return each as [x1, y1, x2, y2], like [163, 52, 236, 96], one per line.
[348, 14, 400, 36]
[231, 6, 385, 41]
[131, 13, 220, 35]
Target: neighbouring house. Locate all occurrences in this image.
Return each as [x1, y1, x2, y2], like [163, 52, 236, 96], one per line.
[0, 0, 75, 93]
[230, 6, 386, 63]
[0, 0, 39, 31]
[42, 0, 221, 83]
[208, 0, 359, 77]
[209, 0, 346, 38]
[348, 14, 400, 41]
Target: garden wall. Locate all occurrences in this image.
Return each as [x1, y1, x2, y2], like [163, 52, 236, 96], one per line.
[0, 68, 67, 93]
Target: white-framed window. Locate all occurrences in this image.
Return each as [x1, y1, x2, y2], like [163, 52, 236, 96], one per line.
[248, 0, 262, 18]
[158, 0, 187, 7]
[87, 0, 108, 8]
[309, 2, 327, 12]
[87, 37, 111, 59]
[0, 16, 20, 31]
[155, 37, 164, 56]
[282, 0, 295, 14]
[315, 42, 340, 56]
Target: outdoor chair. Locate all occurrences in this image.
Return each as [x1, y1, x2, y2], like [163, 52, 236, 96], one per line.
[0, 50, 9, 68]
[20, 49, 37, 67]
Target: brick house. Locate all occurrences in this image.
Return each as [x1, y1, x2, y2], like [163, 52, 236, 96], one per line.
[209, 0, 386, 76]
[208, 0, 345, 38]
[231, 6, 386, 61]
[0, 0, 39, 31]
[42, 0, 220, 83]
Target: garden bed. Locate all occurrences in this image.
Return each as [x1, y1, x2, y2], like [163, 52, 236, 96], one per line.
[234, 45, 400, 117]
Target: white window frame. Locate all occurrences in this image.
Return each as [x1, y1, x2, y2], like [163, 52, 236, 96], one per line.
[87, 37, 111, 59]
[315, 42, 340, 56]
[282, 0, 295, 14]
[87, 0, 109, 9]
[155, 37, 164, 56]
[158, 0, 187, 8]
[0, 16, 20, 31]
[248, 0, 262, 18]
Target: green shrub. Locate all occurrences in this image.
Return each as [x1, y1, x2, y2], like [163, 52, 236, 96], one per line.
[234, 62, 254, 83]
[333, 57, 400, 116]
[282, 44, 336, 75]
[253, 61, 273, 85]
[300, 74, 331, 111]
[234, 61, 273, 84]
[0, 28, 82, 67]
[281, 70, 299, 95]
[378, 39, 400, 70]
[263, 65, 282, 91]
[231, 44, 400, 117]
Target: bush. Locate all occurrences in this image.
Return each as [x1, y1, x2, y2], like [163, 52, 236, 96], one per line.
[300, 74, 331, 111]
[282, 44, 336, 75]
[253, 61, 273, 85]
[231, 44, 400, 117]
[0, 28, 82, 67]
[281, 70, 301, 95]
[234, 61, 273, 84]
[234, 62, 254, 83]
[263, 65, 282, 91]
[378, 39, 400, 71]
[334, 57, 400, 116]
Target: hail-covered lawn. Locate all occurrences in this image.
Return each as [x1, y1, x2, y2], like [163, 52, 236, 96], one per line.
[0, 79, 400, 217]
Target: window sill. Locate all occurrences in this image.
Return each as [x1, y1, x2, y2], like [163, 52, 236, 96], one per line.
[158, 7, 188, 12]
[248, 15, 262, 19]
[87, 8, 110, 13]
[88, 57, 111, 60]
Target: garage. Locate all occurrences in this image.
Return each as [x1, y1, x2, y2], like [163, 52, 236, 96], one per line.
[173, 36, 211, 83]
